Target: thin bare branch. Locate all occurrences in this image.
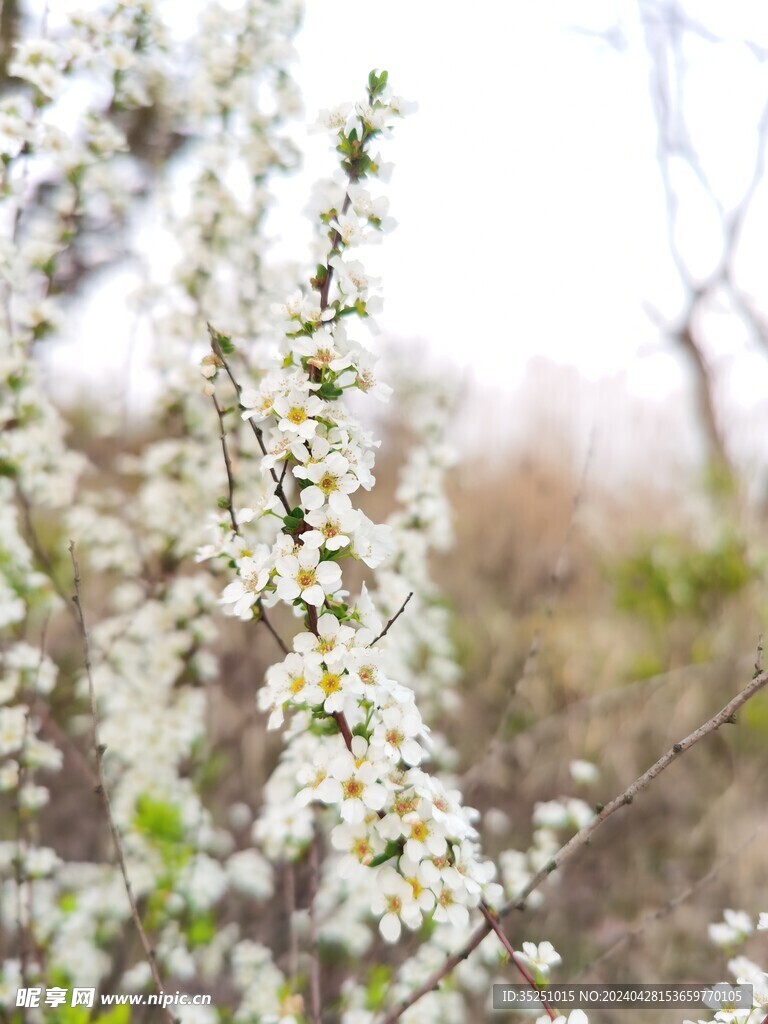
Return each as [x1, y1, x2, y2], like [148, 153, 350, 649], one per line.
[370, 592, 413, 647]
[208, 324, 293, 516]
[211, 392, 239, 534]
[13, 622, 48, 1001]
[256, 601, 290, 656]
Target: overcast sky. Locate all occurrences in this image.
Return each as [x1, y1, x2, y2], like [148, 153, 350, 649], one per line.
[47, 1, 768, 477]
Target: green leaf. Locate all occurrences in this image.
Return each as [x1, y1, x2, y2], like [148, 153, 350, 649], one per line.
[283, 508, 304, 531]
[209, 327, 235, 355]
[369, 840, 403, 868]
[186, 911, 216, 948]
[94, 1006, 131, 1024]
[134, 794, 184, 845]
[365, 965, 392, 1010]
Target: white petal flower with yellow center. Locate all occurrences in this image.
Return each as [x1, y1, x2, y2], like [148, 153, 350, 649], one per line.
[303, 505, 359, 551]
[240, 378, 281, 423]
[275, 548, 341, 607]
[293, 613, 355, 670]
[258, 653, 321, 729]
[299, 453, 359, 513]
[326, 737, 387, 823]
[219, 548, 272, 620]
[372, 703, 424, 766]
[331, 821, 385, 876]
[273, 389, 324, 440]
[295, 742, 344, 807]
[402, 804, 448, 863]
[371, 866, 422, 943]
[431, 876, 470, 930]
[329, 255, 379, 299]
[292, 327, 350, 373]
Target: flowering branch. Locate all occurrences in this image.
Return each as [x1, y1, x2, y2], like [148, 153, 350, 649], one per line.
[479, 904, 557, 1020]
[68, 542, 177, 1024]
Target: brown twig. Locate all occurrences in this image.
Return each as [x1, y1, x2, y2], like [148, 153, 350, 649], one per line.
[68, 542, 177, 1024]
[207, 377, 290, 657]
[370, 592, 413, 647]
[207, 325, 293, 516]
[256, 601, 290, 657]
[211, 392, 239, 534]
[479, 904, 556, 1020]
[318, 193, 352, 311]
[377, 663, 768, 1023]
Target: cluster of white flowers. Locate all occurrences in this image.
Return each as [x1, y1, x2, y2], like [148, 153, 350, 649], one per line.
[200, 73, 510, 954]
[680, 908, 768, 1024]
[0, 0, 301, 1013]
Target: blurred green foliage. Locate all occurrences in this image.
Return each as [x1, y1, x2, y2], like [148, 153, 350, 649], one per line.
[613, 534, 755, 627]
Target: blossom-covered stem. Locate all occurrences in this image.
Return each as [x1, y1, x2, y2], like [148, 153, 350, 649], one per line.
[207, 390, 291, 654]
[479, 905, 556, 1020]
[318, 194, 352, 311]
[505, 666, 768, 915]
[211, 393, 239, 535]
[370, 591, 413, 646]
[208, 325, 293, 515]
[68, 543, 177, 1024]
[309, 832, 322, 1024]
